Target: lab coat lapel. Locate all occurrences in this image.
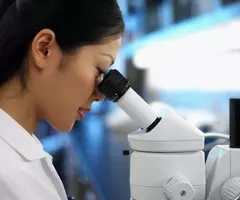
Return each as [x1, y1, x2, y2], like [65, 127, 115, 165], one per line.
[0, 109, 68, 200]
[42, 153, 68, 200]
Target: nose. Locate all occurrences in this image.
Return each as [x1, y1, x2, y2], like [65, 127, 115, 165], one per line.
[92, 73, 105, 102]
[92, 87, 105, 102]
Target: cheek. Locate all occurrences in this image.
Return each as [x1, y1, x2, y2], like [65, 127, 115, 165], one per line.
[73, 68, 96, 102]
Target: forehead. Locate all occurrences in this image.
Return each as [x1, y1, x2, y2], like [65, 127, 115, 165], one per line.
[82, 37, 122, 57]
[97, 37, 122, 52]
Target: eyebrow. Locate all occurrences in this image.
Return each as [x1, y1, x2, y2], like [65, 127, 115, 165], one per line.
[100, 53, 115, 66]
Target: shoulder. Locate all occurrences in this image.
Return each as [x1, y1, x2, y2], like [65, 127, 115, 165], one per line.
[0, 138, 24, 198]
[0, 138, 38, 198]
[0, 137, 24, 175]
[0, 136, 23, 160]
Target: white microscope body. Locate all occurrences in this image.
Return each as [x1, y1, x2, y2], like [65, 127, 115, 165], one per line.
[122, 88, 205, 200]
[98, 69, 240, 200]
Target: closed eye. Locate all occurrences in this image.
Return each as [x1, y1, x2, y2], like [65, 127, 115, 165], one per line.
[96, 67, 104, 77]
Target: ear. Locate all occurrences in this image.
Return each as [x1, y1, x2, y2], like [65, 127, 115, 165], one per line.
[31, 29, 57, 70]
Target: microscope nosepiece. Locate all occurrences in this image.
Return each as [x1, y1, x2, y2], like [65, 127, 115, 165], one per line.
[98, 69, 130, 102]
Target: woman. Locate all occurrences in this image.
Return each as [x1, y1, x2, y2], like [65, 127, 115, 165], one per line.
[0, 0, 124, 199]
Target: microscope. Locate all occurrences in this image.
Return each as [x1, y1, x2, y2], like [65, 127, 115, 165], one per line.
[98, 69, 240, 200]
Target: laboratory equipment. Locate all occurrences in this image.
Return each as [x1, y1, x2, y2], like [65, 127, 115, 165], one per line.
[98, 69, 240, 200]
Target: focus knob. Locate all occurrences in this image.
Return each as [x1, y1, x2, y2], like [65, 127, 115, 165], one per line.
[163, 176, 195, 200]
[222, 177, 240, 200]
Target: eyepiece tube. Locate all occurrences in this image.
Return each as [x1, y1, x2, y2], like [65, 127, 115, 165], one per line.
[98, 69, 158, 130]
[117, 87, 158, 129]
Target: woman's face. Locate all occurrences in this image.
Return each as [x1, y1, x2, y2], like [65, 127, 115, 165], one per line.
[28, 29, 122, 132]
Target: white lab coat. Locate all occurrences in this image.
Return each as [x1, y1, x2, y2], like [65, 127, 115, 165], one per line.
[0, 109, 68, 200]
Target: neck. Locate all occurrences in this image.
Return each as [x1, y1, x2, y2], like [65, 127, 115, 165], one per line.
[0, 78, 39, 134]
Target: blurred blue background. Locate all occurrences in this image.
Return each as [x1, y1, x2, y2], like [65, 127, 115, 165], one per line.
[35, 0, 240, 199]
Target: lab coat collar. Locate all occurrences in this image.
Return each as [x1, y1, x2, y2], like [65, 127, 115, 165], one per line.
[0, 108, 46, 161]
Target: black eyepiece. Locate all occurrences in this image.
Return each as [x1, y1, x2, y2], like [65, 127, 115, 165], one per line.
[97, 69, 130, 102]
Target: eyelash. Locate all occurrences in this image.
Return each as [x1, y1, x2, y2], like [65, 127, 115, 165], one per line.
[96, 68, 104, 77]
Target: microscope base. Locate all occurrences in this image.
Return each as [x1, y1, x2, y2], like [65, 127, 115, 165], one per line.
[130, 151, 206, 200]
[130, 185, 205, 200]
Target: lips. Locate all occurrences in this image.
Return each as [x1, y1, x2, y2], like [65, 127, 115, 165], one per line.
[77, 107, 90, 119]
[79, 107, 91, 112]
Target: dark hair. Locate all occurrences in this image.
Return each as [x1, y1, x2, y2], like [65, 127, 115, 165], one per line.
[0, 0, 125, 88]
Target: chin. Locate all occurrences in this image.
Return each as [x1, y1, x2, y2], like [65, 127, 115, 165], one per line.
[46, 113, 77, 133]
[51, 122, 75, 133]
